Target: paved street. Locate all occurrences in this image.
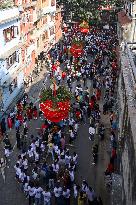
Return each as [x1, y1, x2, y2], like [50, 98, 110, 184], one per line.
[0, 61, 111, 205]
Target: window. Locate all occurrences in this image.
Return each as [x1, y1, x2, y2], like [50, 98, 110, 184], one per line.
[55, 13, 58, 20]
[26, 55, 32, 66]
[9, 77, 17, 94]
[43, 16, 47, 24]
[6, 51, 18, 69]
[45, 31, 48, 39]
[37, 38, 40, 48]
[42, 34, 45, 41]
[51, 15, 54, 22]
[3, 26, 19, 43]
[51, 0, 55, 6]
[50, 27, 54, 36]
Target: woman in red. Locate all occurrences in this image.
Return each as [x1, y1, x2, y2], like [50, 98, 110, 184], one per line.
[17, 101, 23, 112]
[26, 107, 33, 121]
[33, 106, 38, 120]
[62, 71, 66, 80]
[75, 109, 81, 121]
[16, 111, 23, 124]
[7, 115, 12, 130]
[96, 88, 101, 101]
[89, 99, 94, 111]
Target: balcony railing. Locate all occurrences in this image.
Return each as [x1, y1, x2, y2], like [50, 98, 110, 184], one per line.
[0, 7, 19, 24]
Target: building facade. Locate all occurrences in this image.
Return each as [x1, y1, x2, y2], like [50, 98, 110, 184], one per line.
[55, 5, 62, 43]
[0, 0, 62, 113]
[0, 7, 24, 111]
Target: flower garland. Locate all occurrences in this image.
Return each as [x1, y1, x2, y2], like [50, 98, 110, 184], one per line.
[71, 38, 84, 48]
[80, 21, 89, 29]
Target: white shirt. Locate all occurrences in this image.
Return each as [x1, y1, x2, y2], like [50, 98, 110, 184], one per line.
[28, 186, 36, 196]
[27, 149, 33, 158]
[65, 155, 71, 165]
[69, 118, 75, 126]
[19, 171, 26, 182]
[32, 171, 38, 180]
[89, 127, 95, 135]
[14, 166, 21, 176]
[40, 143, 45, 152]
[70, 130, 74, 139]
[74, 123, 78, 132]
[69, 170, 74, 182]
[63, 189, 70, 198]
[54, 187, 62, 197]
[43, 191, 51, 202]
[73, 185, 78, 198]
[73, 154, 78, 164]
[4, 148, 10, 157]
[22, 159, 28, 170]
[34, 152, 39, 161]
[52, 163, 59, 173]
[31, 143, 36, 152]
[35, 187, 43, 199]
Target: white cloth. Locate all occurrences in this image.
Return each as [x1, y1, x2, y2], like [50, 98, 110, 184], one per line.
[89, 127, 95, 135]
[54, 187, 62, 197]
[63, 189, 70, 198]
[43, 191, 51, 202]
[28, 186, 36, 196]
[35, 187, 43, 199]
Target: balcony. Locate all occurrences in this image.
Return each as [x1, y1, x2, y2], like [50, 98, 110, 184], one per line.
[23, 0, 37, 8]
[0, 7, 19, 24]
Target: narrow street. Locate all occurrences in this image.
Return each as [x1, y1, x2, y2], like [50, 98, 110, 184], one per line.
[0, 65, 111, 205]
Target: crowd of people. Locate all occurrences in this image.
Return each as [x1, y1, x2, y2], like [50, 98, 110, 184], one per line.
[0, 24, 119, 205]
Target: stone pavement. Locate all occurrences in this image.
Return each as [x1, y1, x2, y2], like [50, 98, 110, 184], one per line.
[0, 60, 112, 205]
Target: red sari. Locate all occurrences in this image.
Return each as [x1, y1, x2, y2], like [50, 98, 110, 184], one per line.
[27, 108, 33, 120]
[7, 117, 12, 129]
[89, 100, 94, 110]
[33, 110, 38, 119]
[17, 113, 23, 124]
[76, 111, 81, 120]
[17, 103, 23, 112]
[96, 89, 101, 101]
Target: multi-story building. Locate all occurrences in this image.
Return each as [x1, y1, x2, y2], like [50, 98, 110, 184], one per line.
[117, 0, 136, 42]
[0, 0, 62, 113]
[0, 7, 24, 112]
[15, 0, 37, 85]
[55, 4, 62, 43]
[34, 0, 56, 59]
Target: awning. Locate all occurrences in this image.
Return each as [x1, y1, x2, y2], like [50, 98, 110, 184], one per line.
[0, 44, 21, 60]
[118, 10, 132, 26]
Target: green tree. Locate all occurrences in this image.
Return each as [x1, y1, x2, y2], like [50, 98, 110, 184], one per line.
[0, 0, 14, 9]
[58, 0, 122, 21]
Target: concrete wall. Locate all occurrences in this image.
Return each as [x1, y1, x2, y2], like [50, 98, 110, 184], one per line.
[118, 47, 136, 205]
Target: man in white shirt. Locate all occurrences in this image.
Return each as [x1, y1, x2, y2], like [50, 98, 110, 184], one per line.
[42, 187, 51, 205]
[63, 187, 70, 205]
[35, 185, 43, 205]
[14, 163, 21, 180]
[89, 124, 95, 141]
[27, 184, 36, 205]
[54, 183, 62, 204]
